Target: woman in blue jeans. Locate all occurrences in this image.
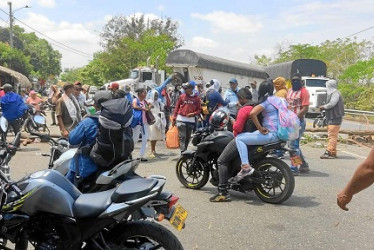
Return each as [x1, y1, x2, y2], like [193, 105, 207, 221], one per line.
[234, 80, 282, 181]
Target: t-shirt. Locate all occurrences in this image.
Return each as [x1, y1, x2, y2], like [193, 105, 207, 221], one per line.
[56, 98, 78, 131]
[259, 97, 279, 132]
[233, 105, 253, 136]
[26, 97, 43, 110]
[133, 98, 147, 124]
[286, 88, 310, 118]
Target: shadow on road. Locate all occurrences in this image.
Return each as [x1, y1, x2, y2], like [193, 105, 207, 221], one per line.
[297, 170, 329, 178]
[335, 155, 357, 160]
[20, 147, 42, 152]
[282, 195, 320, 208]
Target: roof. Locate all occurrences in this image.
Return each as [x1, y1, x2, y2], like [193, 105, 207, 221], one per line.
[166, 49, 268, 79]
[265, 59, 327, 79]
[0, 66, 31, 88]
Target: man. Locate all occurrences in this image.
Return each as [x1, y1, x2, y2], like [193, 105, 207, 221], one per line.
[206, 79, 229, 123]
[319, 79, 344, 159]
[286, 73, 310, 175]
[124, 85, 134, 103]
[56, 82, 82, 137]
[65, 90, 112, 185]
[337, 147, 374, 211]
[73, 81, 86, 114]
[108, 82, 119, 94]
[0, 84, 28, 145]
[250, 81, 258, 102]
[224, 78, 240, 119]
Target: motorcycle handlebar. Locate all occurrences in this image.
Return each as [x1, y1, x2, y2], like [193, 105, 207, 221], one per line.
[29, 132, 57, 145]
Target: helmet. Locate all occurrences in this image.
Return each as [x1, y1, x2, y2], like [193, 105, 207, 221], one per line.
[93, 90, 113, 107]
[209, 110, 229, 130]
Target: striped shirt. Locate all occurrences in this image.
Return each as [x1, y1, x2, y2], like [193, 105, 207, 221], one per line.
[286, 88, 310, 117]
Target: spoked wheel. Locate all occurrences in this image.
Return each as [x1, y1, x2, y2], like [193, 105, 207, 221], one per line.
[176, 156, 209, 189]
[107, 221, 183, 250]
[253, 158, 295, 204]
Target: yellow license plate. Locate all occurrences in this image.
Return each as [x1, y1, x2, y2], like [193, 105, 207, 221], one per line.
[169, 204, 188, 231]
[291, 156, 303, 166]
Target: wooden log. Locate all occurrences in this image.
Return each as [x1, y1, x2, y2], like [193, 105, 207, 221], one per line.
[306, 128, 374, 136]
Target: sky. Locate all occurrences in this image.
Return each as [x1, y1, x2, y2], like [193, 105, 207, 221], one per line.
[0, 0, 374, 70]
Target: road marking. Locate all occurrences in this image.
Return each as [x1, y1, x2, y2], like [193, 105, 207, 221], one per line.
[340, 150, 367, 159]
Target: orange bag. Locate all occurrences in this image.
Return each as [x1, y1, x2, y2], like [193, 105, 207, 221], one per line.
[166, 125, 180, 149]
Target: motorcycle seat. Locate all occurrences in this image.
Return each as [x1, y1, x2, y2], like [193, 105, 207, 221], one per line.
[111, 178, 158, 203]
[73, 188, 116, 218]
[248, 141, 286, 154]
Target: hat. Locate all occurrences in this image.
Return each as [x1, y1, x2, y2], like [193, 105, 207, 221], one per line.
[209, 79, 220, 91]
[108, 82, 119, 89]
[29, 90, 37, 95]
[63, 82, 74, 90]
[74, 81, 82, 86]
[1, 83, 13, 92]
[82, 84, 90, 92]
[182, 81, 196, 89]
[229, 78, 238, 84]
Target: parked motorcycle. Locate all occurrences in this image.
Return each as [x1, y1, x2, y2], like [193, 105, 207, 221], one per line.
[24, 103, 50, 135]
[313, 110, 327, 128]
[0, 132, 186, 249]
[176, 126, 296, 204]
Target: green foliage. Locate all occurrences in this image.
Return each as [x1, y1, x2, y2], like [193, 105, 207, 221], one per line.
[0, 42, 33, 75]
[339, 59, 374, 86]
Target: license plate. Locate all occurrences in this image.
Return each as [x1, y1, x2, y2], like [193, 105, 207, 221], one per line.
[169, 204, 188, 231]
[291, 156, 303, 166]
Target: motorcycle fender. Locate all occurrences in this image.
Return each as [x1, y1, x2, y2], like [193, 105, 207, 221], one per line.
[96, 159, 140, 185]
[196, 141, 214, 152]
[181, 150, 196, 159]
[53, 148, 78, 176]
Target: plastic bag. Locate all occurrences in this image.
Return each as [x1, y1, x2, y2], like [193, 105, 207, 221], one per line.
[166, 126, 180, 149]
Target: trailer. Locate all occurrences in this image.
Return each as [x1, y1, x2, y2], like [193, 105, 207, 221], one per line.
[265, 59, 330, 114]
[166, 49, 268, 91]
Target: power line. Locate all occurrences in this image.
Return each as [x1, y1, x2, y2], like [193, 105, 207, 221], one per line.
[344, 25, 374, 39]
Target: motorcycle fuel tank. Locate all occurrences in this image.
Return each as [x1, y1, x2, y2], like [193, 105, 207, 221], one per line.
[201, 130, 234, 154]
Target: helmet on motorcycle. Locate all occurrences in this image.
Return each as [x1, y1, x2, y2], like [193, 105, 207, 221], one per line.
[209, 109, 229, 130]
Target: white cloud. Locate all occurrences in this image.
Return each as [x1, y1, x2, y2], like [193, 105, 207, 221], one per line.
[190, 36, 217, 49]
[37, 0, 55, 8]
[191, 11, 263, 34]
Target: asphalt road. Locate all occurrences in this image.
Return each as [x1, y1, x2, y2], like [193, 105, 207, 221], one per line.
[306, 117, 374, 130]
[8, 130, 374, 250]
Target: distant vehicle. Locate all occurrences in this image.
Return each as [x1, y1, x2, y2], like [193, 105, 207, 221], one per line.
[265, 59, 330, 115]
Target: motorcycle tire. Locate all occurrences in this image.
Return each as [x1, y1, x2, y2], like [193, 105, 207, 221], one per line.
[176, 156, 209, 189]
[253, 158, 295, 204]
[25, 119, 38, 134]
[107, 221, 183, 250]
[313, 116, 322, 128]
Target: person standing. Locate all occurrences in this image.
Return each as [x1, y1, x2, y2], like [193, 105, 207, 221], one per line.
[273, 77, 288, 99]
[286, 73, 310, 175]
[20, 90, 28, 103]
[250, 81, 258, 102]
[172, 81, 201, 153]
[205, 79, 229, 124]
[319, 79, 344, 159]
[48, 85, 61, 126]
[56, 83, 82, 137]
[224, 78, 240, 131]
[0, 84, 28, 145]
[108, 82, 119, 94]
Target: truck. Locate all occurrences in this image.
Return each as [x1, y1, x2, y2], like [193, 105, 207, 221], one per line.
[265, 59, 330, 114]
[165, 49, 268, 91]
[106, 56, 166, 91]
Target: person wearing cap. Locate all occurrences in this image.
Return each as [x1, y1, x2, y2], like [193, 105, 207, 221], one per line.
[205, 79, 229, 124]
[0, 84, 28, 145]
[81, 84, 90, 100]
[224, 78, 240, 118]
[108, 82, 119, 94]
[26, 90, 43, 111]
[273, 77, 288, 99]
[73, 82, 86, 114]
[65, 90, 113, 184]
[286, 73, 310, 175]
[172, 81, 202, 152]
[250, 81, 258, 102]
[56, 82, 82, 137]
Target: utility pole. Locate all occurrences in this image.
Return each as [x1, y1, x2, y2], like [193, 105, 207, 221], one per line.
[8, 2, 13, 48]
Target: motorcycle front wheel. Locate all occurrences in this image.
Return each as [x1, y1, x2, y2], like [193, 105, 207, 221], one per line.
[107, 221, 183, 250]
[313, 117, 322, 128]
[253, 158, 295, 204]
[176, 156, 209, 189]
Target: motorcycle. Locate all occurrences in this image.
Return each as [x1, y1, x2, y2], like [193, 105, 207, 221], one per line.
[0, 132, 186, 249]
[313, 110, 327, 128]
[176, 126, 296, 204]
[24, 103, 50, 135]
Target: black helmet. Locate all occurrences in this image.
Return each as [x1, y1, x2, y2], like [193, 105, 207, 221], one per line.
[258, 79, 274, 102]
[209, 110, 229, 130]
[93, 90, 113, 108]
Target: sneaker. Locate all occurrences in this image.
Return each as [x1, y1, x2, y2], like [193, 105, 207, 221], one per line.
[149, 153, 156, 159]
[299, 163, 310, 173]
[140, 157, 148, 162]
[320, 151, 337, 159]
[290, 166, 299, 176]
[209, 192, 231, 202]
[230, 167, 255, 183]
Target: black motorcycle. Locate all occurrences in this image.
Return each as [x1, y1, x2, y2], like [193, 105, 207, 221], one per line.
[24, 104, 50, 135]
[176, 126, 296, 204]
[0, 133, 186, 249]
[313, 110, 327, 128]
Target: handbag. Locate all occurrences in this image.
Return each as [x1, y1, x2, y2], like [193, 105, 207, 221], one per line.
[166, 125, 180, 149]
[145, 110, 156, 125]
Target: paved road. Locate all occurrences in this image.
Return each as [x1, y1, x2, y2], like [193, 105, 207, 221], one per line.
[306, 117, 374, 130]
[9, 133, 374, 250]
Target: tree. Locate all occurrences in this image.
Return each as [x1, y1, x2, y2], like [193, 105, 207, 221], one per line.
[0, 42, 32, 75]
[339, 59, 374, 86]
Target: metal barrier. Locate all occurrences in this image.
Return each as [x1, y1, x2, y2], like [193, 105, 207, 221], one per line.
[345, 109, 374, 117]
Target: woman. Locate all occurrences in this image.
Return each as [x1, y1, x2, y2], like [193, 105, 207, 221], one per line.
[26, 90, 43, 111]
[48, 85, 61, 126]
[273, 77, 288, 98]
[132, 88, 152, 161]
[147, 90, 166, 158]
[234, 80, 282, 181]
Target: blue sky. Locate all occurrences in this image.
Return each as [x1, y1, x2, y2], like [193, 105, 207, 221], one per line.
[1, 0, 374, 69]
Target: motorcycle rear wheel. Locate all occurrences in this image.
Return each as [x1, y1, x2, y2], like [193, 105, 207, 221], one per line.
[176, 156, 209, 189]
[107, 221, 183, 250]
[253, 158, 295, 204]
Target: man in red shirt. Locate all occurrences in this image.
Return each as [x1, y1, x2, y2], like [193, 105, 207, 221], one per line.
[286, 73, 310, 175]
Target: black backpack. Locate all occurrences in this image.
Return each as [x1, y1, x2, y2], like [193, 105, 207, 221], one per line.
[240, 101, 263, 133]
[90, 98, 134, 168]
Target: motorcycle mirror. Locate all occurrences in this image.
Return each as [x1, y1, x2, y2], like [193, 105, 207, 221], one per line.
[0, 116, 8, 133]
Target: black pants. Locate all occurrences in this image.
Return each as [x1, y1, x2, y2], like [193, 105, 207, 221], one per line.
[217, 139, 241, 185]
[176, 121, 195, 152]
[6, 119, 22, 147]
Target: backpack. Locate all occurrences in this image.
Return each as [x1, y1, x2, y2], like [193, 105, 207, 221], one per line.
[90, 98, 134, 168]
[267, 97, 300, 141]
[240, 102, 263, 133]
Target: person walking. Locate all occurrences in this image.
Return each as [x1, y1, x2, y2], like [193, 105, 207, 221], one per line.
[319, 79, 344, 159]
[172, 81, 201, 153]
[286, 73, 310, 175]
[56, 82, 82, 137]
[132, 88, 152, 161]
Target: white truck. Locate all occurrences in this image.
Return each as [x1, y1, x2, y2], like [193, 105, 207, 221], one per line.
[265, 59, 330, 114]
[165, 49, 268, 91]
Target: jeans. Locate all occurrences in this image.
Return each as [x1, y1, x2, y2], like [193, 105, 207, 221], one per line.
[217, 139, 241, 186]
[132, 123, 149, 158]
[176, 121, 195, 152]
[236, 130, 279, 165]
[289, 119, 307, 167]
